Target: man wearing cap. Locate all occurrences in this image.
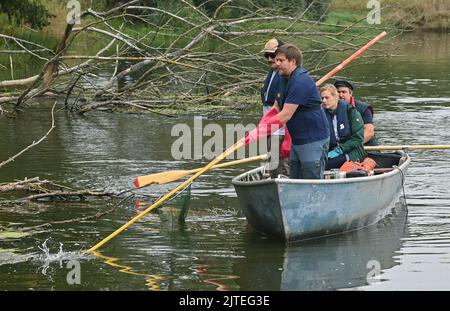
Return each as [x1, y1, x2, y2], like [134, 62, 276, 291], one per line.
[271, 44, 330, 179]
[261, 38, 284, 113]
[261, 38, 289, 177]
[334, 80, 378, 146]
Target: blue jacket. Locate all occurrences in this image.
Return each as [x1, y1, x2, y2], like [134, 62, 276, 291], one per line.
[261, 70, 281, 106]
[325, 100, 365, 162]
[328, 100, 351, 149]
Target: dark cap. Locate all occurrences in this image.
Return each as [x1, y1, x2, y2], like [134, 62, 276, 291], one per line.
[334, 80, 354, 91]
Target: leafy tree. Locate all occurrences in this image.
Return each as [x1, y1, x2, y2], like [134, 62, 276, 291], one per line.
[0, 0, 54, 29]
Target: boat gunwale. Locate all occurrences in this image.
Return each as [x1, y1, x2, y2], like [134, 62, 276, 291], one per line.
[232, 153, 410, 186]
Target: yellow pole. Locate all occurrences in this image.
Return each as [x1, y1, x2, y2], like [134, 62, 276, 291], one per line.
[365, 145, 450, 151]
[135, 154, 268, 188]
[86, 140, 245, 253]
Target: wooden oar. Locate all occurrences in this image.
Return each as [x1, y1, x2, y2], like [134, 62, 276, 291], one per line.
[365, 145, 450, 151]
[135, 154, 268, 188]
[87, 140, 246, 253]
[86, 32, 388, 253]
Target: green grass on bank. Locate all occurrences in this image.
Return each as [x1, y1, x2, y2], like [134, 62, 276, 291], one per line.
[1, 0, 448, 46]
[330, 0, 450, 31]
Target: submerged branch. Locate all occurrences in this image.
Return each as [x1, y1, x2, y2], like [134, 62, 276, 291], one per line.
[0, 177, 47, 193]
[0, 176, 135, 203]
[18, 194, 135, 232]
[24, 190, 118, 202]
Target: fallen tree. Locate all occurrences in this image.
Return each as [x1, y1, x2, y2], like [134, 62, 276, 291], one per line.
[0, 0, 400, 115]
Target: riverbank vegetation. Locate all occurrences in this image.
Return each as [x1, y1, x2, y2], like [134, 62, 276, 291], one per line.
[3, 0, 444, 116]
[0, 0, 399, 116]
[331, 0, 450, 31]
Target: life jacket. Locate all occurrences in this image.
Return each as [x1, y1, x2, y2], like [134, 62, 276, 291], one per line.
[326, 100, 352, 149]
[350, 96, 378, 146]
[261, 70, 280, 106]
[350, 96, 374, 116]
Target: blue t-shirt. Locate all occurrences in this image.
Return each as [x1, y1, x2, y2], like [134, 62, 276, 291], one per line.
[276, 67, 330, 145]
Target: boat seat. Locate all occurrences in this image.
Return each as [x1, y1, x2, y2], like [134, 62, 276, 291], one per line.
[367, 151, 404, 168]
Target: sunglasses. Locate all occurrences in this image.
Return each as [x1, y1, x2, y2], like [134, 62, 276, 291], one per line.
[264, 52, 276, 59]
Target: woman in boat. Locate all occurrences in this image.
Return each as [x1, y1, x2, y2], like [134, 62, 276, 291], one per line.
[320, 84, 365, 169]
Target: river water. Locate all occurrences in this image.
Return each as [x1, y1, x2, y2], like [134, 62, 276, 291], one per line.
[0, 32, 449, 291]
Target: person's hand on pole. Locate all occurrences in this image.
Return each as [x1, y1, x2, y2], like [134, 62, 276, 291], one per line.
[243, 107, 283, 145]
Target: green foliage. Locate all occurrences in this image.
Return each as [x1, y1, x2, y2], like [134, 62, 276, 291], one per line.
[192, 0, 224, 16]
[191, 0, 310, 18]
[0, 0, 55, 29]
[304, 0, 331, 22]
[103, 0, 331, 21]
[104, 0, 161, 8]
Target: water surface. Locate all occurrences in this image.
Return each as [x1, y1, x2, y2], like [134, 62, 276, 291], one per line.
[0, 32, 449, 290]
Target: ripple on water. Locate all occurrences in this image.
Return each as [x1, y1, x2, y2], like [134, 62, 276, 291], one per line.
[32, 238, 90, 276]
[396, 97, 450, 104]
[358, 198, 450, 290]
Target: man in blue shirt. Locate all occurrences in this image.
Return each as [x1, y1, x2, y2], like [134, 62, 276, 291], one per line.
[272, 44, 330, 179]
[261, 38, 289, 177]
[261, 38, 284, 112]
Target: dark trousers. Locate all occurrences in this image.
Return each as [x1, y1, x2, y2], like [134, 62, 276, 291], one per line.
[326, 154, 347, 170]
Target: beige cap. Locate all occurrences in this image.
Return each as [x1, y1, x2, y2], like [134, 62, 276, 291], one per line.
[262, 38, 280, 53]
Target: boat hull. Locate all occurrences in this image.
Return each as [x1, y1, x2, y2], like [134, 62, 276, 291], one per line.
[232, 153, 410, 241]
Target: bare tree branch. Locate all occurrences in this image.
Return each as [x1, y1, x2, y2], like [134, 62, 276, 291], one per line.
[0, 102, 57, 169]
[0, 0, 400, 115]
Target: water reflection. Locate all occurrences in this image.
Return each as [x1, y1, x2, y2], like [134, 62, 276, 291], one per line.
[91, 250, 165, 291]
[84, 192, 192, 290]
[195, 262, 239, 291]
[234, 202, 408, 290]
[85, 208, 198, 291]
